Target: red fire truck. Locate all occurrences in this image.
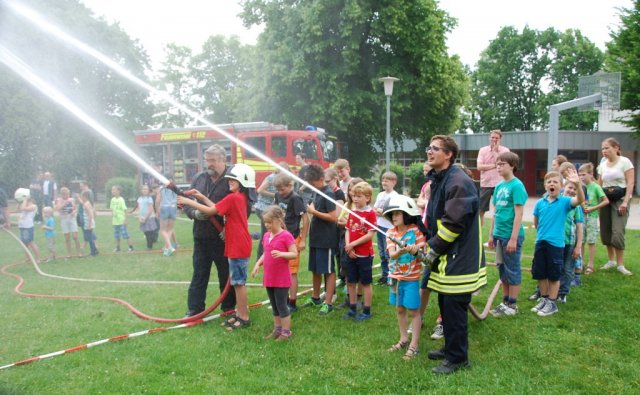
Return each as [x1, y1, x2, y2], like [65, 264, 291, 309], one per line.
[133, 122, 347, 187]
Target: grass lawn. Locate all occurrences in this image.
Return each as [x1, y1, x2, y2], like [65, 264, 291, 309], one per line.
[0, 214, 639, 394]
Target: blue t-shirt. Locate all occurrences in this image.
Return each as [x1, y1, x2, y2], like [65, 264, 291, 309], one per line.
[533, 195, 574, 248]
[45, 217, 56, 238]
[492, 177, 528, 239]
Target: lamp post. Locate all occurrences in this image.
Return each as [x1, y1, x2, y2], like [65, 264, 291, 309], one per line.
[379, 76, 399, 172]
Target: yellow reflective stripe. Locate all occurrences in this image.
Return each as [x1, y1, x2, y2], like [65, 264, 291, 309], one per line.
[436, 219, 459, 243]
[428, 268, 487, 294]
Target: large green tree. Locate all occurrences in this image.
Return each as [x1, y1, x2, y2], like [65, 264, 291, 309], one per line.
[469, 26, 603, 133]
[0, 0, 153, 190]
[605, 0, 640, 132]
[240, 0, 467, 171]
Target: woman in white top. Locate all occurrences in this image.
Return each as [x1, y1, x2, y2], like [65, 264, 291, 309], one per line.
[597, 137, 635, 275]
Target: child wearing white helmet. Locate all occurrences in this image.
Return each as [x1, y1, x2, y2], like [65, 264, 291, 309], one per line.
[178, 163, 257, 330]
[383, 194, 427, 360]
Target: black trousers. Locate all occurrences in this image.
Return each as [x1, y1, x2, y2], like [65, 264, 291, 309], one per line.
[438, 292, 472, 364]
[188, 237, 236, 313]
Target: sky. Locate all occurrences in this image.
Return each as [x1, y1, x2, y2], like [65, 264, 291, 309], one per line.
[80, 0, 633, 68]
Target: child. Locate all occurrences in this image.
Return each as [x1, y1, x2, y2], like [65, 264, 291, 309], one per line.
[135, 184, 158, 250]
[80, 190, 99, 256]
[558, 181, 584, 303]
[578, 163, 609, 276]
[373, 171, 399, 285]
[178, 163, 256, 330]
[301, 164, 338, 315]
[274, 173, 310, 312]
[342, 181, 377, 321]
[251, 205, 298, 340]
[531, 169, 584, 317]
[156, 181, 178, 256]
[488, 152, 528, 316]
[41, 206, 56, 262]
[109, 185, 134, 253]
[383, 195, 426, 360]
[18, 194, 42, 262]
[55, 187, 82, 258]
[334, 158, 352, 194]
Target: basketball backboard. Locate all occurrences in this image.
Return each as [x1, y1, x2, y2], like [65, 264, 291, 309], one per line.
[578, 71, 621, 112]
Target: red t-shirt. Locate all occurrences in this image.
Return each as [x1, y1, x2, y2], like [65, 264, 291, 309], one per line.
[215, 192, 251, 258]
[262, 230, 295, 288]
[346, 207, 377, 257]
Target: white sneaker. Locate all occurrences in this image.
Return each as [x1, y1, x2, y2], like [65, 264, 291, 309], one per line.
[602, 261, 617, 270]
[531, 298, 547, 313]
[490, 303, 507, 317]
[617, 265, 633, 276]
[503, 304, 518, 316]
[431, 324, 444, 340]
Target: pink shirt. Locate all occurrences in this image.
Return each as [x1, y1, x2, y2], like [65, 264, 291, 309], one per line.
[477, 145, 510, 187]
[261, 230, 295, 288]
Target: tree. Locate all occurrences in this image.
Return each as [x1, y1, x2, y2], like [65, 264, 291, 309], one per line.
[605, 1, 640, 132]
[469, 26, 603, 133]
[0, 0, 153, 190]
[240, 0, 467, 172]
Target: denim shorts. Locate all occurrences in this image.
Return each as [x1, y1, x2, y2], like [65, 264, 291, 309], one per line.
[346, 256, 373, 285]
[493, 235, 524, 285]
[113, 224, 130, 240]
[389, 280, 420, 310]
[160, 206, 177, 220]
[532, 240, 564, 281]
[229, 258, 249, 285]
[20, 227, 34, 244]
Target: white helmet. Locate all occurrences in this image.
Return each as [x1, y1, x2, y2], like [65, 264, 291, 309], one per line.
[383, 194, 421, 217]
[14, 188, 30, 203]
[225, 163, 256, 188]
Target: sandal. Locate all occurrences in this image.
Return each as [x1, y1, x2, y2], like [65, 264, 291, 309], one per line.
[264, 329, 282, 340]
[387, 340, 409, 352]
[403, 346, 419, 360]
[585, 266, 594, 275]
[226, 316, 251, 331]
[220, 314, 237, 327]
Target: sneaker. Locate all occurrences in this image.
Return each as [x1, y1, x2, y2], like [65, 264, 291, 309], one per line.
[318, 303, 334, 315]
[489, 303, 508, 317]
[427, 348, 445, 360]
[342, 310, 357, 320]
[127, 246, 134, 253]
[301, 297, 323, 308]
[287, 303, 298, 313]
[570, 277, 582, 287]
[601, 261, 617, 270]
[432, 359, 469, 374]
[354, 312, 372, 321]
[113, 247, 121, 253]
[528, 290, 540, 301]
[430, 324, 444, 340]
[617, 265, 633, 276]
[503, 304, 518, 316]
[537, 300, 559, 317]
[531, 298, 547, 313]
[377, 276, 388, 286]
[557, 295, 567, 304]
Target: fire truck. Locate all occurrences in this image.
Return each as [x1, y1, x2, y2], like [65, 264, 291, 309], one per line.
[133, 122, 347, 187]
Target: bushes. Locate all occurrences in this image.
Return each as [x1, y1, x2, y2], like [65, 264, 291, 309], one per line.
[406, 162, 427, 197]
[104, 177, 137, 204]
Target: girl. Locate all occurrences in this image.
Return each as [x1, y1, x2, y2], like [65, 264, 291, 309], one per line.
[383, 195, 426, 360]
[177, 163, 256, 330]
[251, 205, 298, 340]
[134, 184, 158, 250]
[156, 181, 178, 256]
[18, 194, 42, 262]
[80, 190, 99, 256]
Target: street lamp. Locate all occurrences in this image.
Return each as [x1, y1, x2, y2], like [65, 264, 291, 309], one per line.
[379, 76, 399, 172]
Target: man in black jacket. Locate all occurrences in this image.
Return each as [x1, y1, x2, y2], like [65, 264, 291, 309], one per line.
[182, 144, 236, 316]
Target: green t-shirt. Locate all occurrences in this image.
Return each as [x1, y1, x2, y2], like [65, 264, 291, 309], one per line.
[585, 182, 606, 218]
[564, 205, 584, 246]
[109, 196, 127, 225]
[492, 177, 528, 239]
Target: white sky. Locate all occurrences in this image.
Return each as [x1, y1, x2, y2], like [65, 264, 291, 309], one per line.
[81, 0, 632, 68]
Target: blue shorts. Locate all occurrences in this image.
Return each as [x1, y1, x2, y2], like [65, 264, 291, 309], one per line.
[20, 227, 34, 244]
[346, 256, 373, 285]
[494, 235, 524, 285]
[160, 206, 177, 220]
[113, 224, 130, 240]
[389, 280, 420, 309]
[308, 247, 335, 275]
[532, 241, 564, 281]
[229, 258, 249, 285]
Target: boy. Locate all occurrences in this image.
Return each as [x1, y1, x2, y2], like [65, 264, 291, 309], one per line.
[373, 171, 398, 285]
[274, 173, 310, 312]
[80, 190, 99, 256]
[531, 169, 584, 317]
[334, 158, 352, 194]
[109, 185, 134, 252]
[558, 180, 583, 303]
[342, 181, 377, 321]
[302, 164, 338, 315]
[488, 152, 528, 316]
[41, 206, 56, 261]
[578, 163, 609, 276]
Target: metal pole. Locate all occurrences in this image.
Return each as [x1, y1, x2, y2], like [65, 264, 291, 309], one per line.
[385, 94, 391, 172]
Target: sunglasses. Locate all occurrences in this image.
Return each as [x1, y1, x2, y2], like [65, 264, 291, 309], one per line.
[426, 145, 447, 153]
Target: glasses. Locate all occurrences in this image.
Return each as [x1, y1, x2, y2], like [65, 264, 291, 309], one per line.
[426, 145, 446, 153]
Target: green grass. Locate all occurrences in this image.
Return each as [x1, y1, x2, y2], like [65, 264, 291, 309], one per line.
[1, 215, 639, 394]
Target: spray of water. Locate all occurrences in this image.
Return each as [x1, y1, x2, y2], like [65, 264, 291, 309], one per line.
[2, 0, 406, 241]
